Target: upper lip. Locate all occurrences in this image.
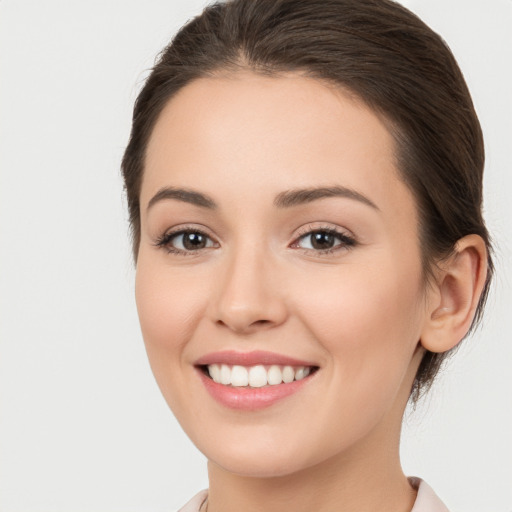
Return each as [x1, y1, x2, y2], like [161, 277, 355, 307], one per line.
[195, 350, 318, 368]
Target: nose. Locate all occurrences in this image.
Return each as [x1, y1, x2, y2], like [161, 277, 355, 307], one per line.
[209, 247, 288, 335]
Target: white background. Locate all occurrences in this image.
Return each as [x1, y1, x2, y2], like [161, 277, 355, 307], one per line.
[1, 1, 511, 511]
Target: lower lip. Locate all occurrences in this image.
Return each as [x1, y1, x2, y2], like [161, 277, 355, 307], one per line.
[197, 369, 314, 411]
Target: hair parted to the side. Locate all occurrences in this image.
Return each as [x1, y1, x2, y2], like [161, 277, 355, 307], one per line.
[122, 0, 493, 402]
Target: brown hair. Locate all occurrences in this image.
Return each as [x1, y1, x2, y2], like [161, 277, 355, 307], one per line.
[122, 0, 493, 401]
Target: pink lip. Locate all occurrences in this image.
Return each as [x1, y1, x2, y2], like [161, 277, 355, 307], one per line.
[197, 370, 314, 411]
[194, 351, 319, 411]
[194, 350, 316, 367]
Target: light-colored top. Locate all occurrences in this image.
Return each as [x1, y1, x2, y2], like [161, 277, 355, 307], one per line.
[176, 478, 449, 512]
[409, 478, 450, 512]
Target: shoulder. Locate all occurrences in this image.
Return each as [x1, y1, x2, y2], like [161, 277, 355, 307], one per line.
[175, 489, 208, 512]
[409, 477, 450, 512]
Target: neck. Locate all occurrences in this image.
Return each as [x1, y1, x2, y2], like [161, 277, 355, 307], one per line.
[207, 458, 415, 512]
[206, 410, 416, 512]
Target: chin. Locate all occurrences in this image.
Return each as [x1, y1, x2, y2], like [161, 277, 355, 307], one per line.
[208, 447, 315, 479]
[189, 421, 343, 479]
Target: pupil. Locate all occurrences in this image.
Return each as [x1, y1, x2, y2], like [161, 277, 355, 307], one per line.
[311, 231, 334, 250]
[183, 232, 206, 250]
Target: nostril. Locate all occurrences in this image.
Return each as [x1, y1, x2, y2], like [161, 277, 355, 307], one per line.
[214, 318, 275, 336]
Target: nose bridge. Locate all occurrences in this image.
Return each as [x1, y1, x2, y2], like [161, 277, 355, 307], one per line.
[212, 238, 286, 333]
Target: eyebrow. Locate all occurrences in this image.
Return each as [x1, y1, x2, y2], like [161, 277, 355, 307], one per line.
[147, 185, 379, 212]
[147, 187, 218, 211]
[274, 186, 379, 210]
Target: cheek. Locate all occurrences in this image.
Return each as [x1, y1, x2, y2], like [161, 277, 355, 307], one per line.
[281, 261, 425, 454]
[296, 260, 423, 338]
[134, 258, 209, 383]
[291, 255, 425, 393]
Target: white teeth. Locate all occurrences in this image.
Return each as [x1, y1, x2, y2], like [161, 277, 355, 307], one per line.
[208, 364, 221, 383]
[231, 365, 249, 387]
[295, 367, 306, 380]
[248, 365, 268, 387]
[295, 367, 310, 380]
[206, 364, 314, 387]
[282, 366, 295, 383]
[267, 365, 283, 385]
[220, 364, 231, 385]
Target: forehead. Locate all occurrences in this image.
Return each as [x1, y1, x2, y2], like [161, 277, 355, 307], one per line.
[142, 71, 415, 220]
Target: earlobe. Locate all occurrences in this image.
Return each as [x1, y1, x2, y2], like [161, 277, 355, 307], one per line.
[420, 234, 488, 354]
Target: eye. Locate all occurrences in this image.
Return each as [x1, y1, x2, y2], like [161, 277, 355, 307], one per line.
[155, 229, 218, 254]
[293, 228, 356, 254]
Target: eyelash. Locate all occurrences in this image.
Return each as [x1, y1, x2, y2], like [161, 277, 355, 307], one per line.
[154, 225, 357, 256]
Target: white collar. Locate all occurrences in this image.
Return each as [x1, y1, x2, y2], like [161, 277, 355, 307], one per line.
[409, 477, 450, 512]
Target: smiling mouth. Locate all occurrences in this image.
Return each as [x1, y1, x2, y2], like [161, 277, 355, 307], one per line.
[199, 364, 319, 388]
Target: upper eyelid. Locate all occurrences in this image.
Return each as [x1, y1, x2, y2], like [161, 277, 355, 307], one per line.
[294, 231, 354, 245]
[160, 224, 217, 240]
[293, 223, 355, 240]
[159, 225, 351, 239]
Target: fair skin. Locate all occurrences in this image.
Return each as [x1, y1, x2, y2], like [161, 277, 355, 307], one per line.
[135, 72, 487, 512]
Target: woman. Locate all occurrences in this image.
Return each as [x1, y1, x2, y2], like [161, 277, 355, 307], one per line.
[122, 1, 493, 510]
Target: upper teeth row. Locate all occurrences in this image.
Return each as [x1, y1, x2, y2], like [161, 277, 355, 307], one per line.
[207, 364, 311, 388]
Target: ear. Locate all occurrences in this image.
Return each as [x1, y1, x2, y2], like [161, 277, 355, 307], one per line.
[420, 234, 488, 353]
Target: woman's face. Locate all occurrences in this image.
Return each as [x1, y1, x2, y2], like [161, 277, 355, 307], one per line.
[136, 72, 431, 477]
